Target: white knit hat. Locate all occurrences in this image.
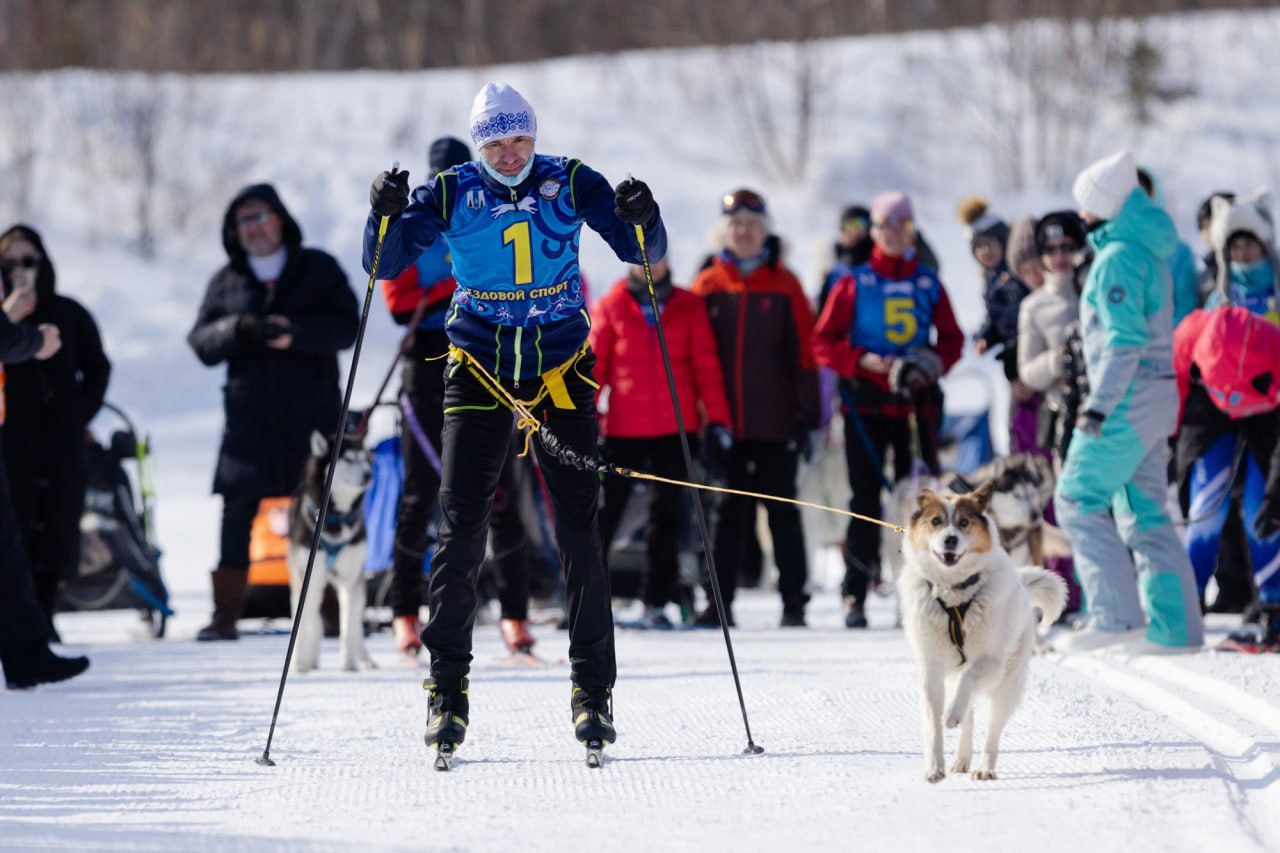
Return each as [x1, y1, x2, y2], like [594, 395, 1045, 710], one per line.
[469, 83, 537, 149]
[1072, 150, 1138, 220]
[1209, 190, 1275, 253]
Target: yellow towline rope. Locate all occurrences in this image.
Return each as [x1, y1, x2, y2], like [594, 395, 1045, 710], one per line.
[441, 344, 904, 534]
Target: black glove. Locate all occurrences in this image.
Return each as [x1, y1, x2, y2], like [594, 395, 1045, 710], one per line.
[1256, 495, 1280, 540]
[700, 423, 734, 480]
[370, 168, 411, 218]
[235, 313, 266, 345]
[1076, 410, 1105, 438]
[614, 177, 655, 226]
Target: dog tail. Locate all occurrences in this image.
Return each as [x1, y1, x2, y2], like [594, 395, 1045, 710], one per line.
[1018, 566, 1068, 630]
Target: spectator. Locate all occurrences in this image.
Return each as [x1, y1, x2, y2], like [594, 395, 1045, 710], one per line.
[693, 188, 819, 628]
[813, 190, 964, 629]
[591, 257, 732, 629]
[188, 184, 359, 641]
[0, 226, 110, 640]
[1137, 166, 1199, 326]
[0, 304, 89, 688]
[959, 196, 1026, 380]
[1174, 304, 1280, 639]
[1003, 216, 1043, 454]
[1205, 190, 1280, 322]
[1054, 149, 1203, 652]
[364, 82, 667, 752]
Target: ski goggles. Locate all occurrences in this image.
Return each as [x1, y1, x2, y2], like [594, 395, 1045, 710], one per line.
[841, 215, 869, 234]
[721, 189, 767, 216]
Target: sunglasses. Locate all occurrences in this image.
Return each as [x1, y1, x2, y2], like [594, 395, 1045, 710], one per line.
[1, 255, 41, 273]
[1041, 242, 1077, 257]
[722, 189, 767, 216]
[873, 216, 914, 233]
[235, 209, 274, 228]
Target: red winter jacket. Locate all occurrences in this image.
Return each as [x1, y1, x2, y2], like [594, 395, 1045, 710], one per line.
[1175, 306, 1280, 422]
[693, 255, 820, 441]
[812, 246, 964, 418]
[590, 279, 732, 438]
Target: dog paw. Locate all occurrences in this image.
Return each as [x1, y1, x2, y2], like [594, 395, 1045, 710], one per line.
[924, 768, 946, 784]
[360, 659, 378, 671]
[972, 768, 998, 781]
[944, 710, 964, 729]
[950, 756, 971, 774]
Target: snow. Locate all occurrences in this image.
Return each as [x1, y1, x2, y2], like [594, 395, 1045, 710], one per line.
[5, 7, 1280, 851]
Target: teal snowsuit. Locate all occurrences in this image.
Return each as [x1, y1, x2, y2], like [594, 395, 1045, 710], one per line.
[1055, 187, 1205, 647]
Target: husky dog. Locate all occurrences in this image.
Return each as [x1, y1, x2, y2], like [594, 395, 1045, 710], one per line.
[898, 483, 1067, 783]
[287, 430, 375, 673]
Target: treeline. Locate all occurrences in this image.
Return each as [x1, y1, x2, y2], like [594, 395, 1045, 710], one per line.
[0, 0, 1272, 72]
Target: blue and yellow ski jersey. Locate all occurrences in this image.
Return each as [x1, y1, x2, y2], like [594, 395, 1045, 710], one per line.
[364, 154, 667, 381]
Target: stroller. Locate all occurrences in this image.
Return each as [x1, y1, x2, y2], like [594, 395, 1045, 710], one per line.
[62, 401, 173, 638]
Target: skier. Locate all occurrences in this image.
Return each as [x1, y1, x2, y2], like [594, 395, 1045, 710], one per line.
[1054, 150, 1204, 652]
[377, 136, 540, 661]
[364, 83, 666, 767]
[812, 190, 964, 629]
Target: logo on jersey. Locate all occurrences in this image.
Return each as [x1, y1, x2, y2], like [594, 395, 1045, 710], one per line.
[465, 189, 484, 210]
[538, 179, 561, 200]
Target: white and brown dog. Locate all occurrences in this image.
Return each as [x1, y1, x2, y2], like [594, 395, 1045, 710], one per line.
[898, 482, 1067, 783]
[287, 430, 375, 674]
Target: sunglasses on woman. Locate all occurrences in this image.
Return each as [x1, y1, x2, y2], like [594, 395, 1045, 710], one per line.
[1, 255, 41, 273]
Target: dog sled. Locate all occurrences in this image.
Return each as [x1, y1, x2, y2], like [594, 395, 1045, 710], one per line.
[63, 401, 173, 638]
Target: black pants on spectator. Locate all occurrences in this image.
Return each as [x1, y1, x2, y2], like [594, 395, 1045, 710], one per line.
[0, 431, 52, 676]
[599, 434, 691, 609]
[389, 332, 448, 617]
[218, 492, 263, 570]
[841, 410, 938, 606]
[710, 439, 807, 604]
[423, 350, 614, 688]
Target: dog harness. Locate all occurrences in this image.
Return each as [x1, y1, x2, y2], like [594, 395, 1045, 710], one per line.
[304, 497, 365, 572]
[932, 572, 981, 665]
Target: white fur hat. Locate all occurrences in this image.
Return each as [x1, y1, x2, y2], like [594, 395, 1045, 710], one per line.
[469, 83, 537, 149]
[1072, 150, 1138, 221]
[1209, 190, 1275, 253]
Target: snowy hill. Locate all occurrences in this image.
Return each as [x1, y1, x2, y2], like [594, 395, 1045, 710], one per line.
[4, 9, 1280, 850]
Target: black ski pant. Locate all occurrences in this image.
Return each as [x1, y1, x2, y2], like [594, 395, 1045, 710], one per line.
[709, 439, 807, 605]
[423, 349, 614, 688]
[0, 430, 53, 678]
[599, 434, 693, 609]
[218, 493, 264, 571]
[486, 440, 530, 621]
[841, 409, 937, 605]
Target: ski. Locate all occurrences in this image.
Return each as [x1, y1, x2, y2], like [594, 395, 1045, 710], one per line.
[584, 738, 605, 768]
[434, 743, 457, 771]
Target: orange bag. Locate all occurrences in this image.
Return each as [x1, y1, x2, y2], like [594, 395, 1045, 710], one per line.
[247, 497, 292, 586]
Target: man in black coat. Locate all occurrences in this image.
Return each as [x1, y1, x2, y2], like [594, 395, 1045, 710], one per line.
[0, 307, 90, 688]
[188, 184, 359, 641]
[1, 225, 112, 639]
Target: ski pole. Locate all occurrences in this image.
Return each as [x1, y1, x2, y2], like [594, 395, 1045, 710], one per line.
[353, 349, 401, 438]
[256, 164, 399, 767]
[632, 220, 764, 756]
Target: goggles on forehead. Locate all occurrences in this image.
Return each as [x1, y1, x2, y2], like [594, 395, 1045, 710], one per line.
[842, 215, 869, 233]
[722, 189, 767, 216]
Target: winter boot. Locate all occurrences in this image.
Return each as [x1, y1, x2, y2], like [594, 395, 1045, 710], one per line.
[393, 614, 423, 656]
[571, 684, 616, 745]
[780, 594, 808, 627]
[639, 606, 674, 630]
[5, 648, 90, 690]
[693, 599, 735, 629]
[423, 676, 469, 748]
[196, 568, 248, 642]
[843, 596, 868, 629]
[500, 618, 536, 654]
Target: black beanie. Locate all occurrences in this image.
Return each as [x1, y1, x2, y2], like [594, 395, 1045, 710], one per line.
[1034, 210, 1087, 255]
[428, 137, 472, 177]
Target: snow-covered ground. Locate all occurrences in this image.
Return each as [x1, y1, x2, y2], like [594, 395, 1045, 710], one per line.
[5, 7, 1280, 851]
[7, 594, 1280, 852]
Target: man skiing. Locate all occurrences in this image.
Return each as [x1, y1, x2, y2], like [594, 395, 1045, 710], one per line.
[363, 82, 667, 767]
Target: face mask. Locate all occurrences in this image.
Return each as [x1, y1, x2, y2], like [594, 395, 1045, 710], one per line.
[1229, 257, 1274, 290]
[481, 152, 535, 188]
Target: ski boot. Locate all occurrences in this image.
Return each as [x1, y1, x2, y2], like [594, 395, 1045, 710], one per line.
[571, 684, 616, 768]
[500, 618, 537, 656]
[423, 676, 469, 770]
